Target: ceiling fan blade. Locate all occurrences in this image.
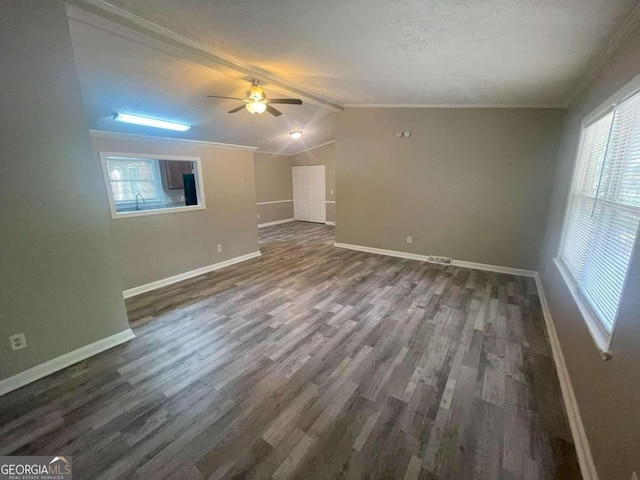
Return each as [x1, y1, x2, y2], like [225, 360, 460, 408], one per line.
[269, 99, 303, 105]
[228, 105, 246, 113]
[266, 105, 283, 117]
[207, 95, 244, 100]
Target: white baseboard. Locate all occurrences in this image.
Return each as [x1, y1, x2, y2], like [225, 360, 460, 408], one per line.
[123, 251, 262, 299]
[0, 329, 135, 397]
[452, 259, 535, 277]
[534, 274, 599, 480]
[335, 242, 432, 262]
[258, 218, 295, 228]
[333, 242, 535, 277]
[325, 221, 336, 226]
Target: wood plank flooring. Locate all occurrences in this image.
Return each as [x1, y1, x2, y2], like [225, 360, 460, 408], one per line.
[0, 221, 580, 479]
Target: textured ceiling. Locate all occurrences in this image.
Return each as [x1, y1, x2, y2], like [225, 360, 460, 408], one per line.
[67, 7, 335, 154]
[67, 0, 638, 152]
[96, 0, 636, 106]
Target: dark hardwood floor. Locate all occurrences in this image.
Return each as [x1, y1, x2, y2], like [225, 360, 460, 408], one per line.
[0, 221, 580, 479]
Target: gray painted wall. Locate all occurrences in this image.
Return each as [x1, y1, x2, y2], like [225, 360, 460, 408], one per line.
[253, 145, 337, 225]
[538, 22, 640, 480]
[254, 152, 293, 224]
[335, 108, 565, 270]
[0, 1, 130, 380]
[257, 202, 294, 225]
[292, 143, 336, 223]
[92, 136, 259, 290]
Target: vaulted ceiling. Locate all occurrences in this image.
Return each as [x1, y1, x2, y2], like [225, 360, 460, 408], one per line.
[66, 0, 639, 153]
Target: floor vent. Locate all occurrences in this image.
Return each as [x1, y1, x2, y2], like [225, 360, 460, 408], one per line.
[428, 255, 452, 265]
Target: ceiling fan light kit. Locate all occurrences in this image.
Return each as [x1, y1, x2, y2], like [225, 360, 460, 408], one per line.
[207, 79, 303, 117]
[246, 101, 267, 114]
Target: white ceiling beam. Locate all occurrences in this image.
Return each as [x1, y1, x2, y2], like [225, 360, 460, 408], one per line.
[65, 0, 343, 113]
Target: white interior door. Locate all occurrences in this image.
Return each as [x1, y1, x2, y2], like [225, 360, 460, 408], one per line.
[292, 165, 326, 223]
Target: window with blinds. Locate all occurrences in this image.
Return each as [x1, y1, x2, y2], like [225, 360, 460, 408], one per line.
[107, 158, 160, 202]
[559, 88, 640, 340]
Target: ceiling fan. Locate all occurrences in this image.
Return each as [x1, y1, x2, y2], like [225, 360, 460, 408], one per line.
[207, 79, 302, 117]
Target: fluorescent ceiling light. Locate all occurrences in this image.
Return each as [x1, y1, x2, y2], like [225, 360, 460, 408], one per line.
[113, 113, 190, 131]
[290, 130, 303, 139]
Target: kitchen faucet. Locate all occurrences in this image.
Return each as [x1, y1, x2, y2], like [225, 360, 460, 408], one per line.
[135, 193, 146, 211]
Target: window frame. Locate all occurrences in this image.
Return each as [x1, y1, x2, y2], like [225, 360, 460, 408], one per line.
[555, 73, 640, 356]
[99, 151, 206, 219]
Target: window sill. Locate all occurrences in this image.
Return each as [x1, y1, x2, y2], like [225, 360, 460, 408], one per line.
[110, 204, 205, 219]
[553, 257, 613, 359]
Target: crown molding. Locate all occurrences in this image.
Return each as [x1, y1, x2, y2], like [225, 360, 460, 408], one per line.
[290, 140, 336, 156]
[565, 2, 640, 108]
[66, 0, 343, 113]
[343, 104, 565, 109]
[89, 130, 258, 150]
[254, 150, 293, 157]
[255, 139, 337, 157]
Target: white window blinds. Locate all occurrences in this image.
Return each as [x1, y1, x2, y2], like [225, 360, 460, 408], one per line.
[560, 89, 640, 334]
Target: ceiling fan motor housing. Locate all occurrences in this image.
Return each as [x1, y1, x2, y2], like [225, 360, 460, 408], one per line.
[249, 84, 265, 100]
[207, 79, 301, 116]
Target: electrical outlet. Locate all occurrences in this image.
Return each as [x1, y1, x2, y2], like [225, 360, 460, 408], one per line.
[330, 189, 334, 195]
[428, 255, 452, 265]
[406, 236, 412, 244]
[9, 333, 27, 351]
[257, 213, 261, 219]
[217, 244, 223, 253]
